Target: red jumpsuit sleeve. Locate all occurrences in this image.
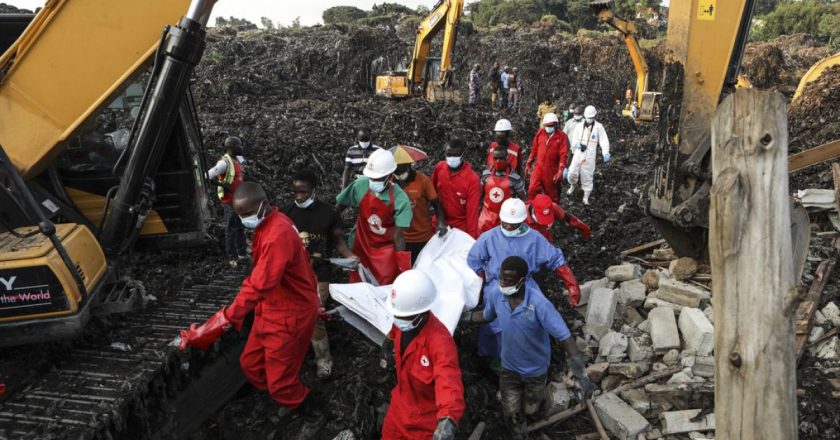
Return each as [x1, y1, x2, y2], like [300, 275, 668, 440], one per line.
[466, 173, 481, 239]
[558, 132, 569, 170]
[552, 204, 568, 223]
[431, 332, 465, 422]
[527, 133, 541, 169]
[225, 231, 292, 329]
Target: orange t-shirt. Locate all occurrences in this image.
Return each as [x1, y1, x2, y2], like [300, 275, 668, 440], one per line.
[401, 171, 438, 243]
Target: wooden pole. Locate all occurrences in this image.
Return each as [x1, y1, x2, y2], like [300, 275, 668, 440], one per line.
[709, 88, 798, 439]
[585, 399, 609, 440]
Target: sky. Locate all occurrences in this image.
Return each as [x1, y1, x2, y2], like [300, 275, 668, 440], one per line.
[5, 1, 441, 27]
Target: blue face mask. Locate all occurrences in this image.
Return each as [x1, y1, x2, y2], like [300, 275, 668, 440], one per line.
[369, 179, 387, 193]
[446, 156, 462, 169]
[295, 191, 316, 209]
[393, 317, 418, 332]
[501, 224, 529, 238]
[240, 201, 266, 229]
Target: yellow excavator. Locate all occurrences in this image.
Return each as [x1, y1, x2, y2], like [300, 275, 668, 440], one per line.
[375, 0, 464, 101]
[793, 51, 840, 102]
[0, 0, 219, 347]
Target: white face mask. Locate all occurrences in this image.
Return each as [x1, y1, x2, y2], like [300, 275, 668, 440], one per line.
[239, 201, 266, 229]
[393, 316, 419, 332]
[545, 126, 556, 134]
[359, 141, 371, 149]
[499, 278, 525, 296]
[295, 193, 315, 209]
[446, 156, 462, 169]
[573, 115, 583, 121]
[585, 117, 595, 124]
[369, 180, 387, 193]
[501, 224, 528, 238]
[235, 155, 245, 163]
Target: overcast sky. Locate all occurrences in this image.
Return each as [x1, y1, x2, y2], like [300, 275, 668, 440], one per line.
[5, 1, 446, 27]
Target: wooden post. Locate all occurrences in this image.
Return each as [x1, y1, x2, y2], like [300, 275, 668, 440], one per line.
[709, 88, 798, 439]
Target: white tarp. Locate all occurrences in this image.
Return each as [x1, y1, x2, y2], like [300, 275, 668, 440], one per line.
[330, 228, 481, 341]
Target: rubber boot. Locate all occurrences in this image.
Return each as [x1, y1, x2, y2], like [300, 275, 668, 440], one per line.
[312, 337, 333, 379]
[583, 191, 591, 205]
[566, 184, 575, 195]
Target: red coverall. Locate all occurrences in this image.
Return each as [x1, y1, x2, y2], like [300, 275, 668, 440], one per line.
[349, 186, 401, 285]
[218, 159, 244, 204]
[485, 141, 523, 175]
[382, 314, 465, 439]
[478, 169, 513, 234]
[526, 128, 569, 202]
[431, 160, 481, 239]
[225, 208, 320, 409]
[524, 201, 591, 242]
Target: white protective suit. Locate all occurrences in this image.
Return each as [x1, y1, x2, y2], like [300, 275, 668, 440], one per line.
[568, 120, 610, 193]
[563, 117, 582, 138]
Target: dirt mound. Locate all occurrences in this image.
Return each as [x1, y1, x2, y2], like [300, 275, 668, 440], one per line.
[743, 34, 831, 95]
[0, 3, 31, 13]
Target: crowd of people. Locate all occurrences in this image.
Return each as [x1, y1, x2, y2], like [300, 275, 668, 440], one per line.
[179, 104, 613, 439]
[469, 62, 524, 110]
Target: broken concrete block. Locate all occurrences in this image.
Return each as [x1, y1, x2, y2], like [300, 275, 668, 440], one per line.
[660, 410, 715, 435]
[625, 306, 644, 327]
[586, 362, 610, 383]
[628, 335, 653, 362]
[809, 326, 825, 343]
[641, 269, 660, 290]
[544, 382, 571, 415]
[815, 310, 827, 325]
[599, 331, 629, 362]
[652, 248, 675, 261]
[609, 362, 650, 379]
[669, 257, 698, 281]
[619, 388, 651, 415]
[663, 349, 680, 365]
[649, 307, 680, 354]
[332, 430, 357, 440]
[821, 302, 840, 327]
[814, 336, 840, 360]
[593, 392, 650, 440]
[797, 188, 836, 209]
[657, 278, 709, 308]
[579, 277, 612, 306]
[606, 264, 640, 282]
[678, 308, 715, 356]
[585, 288, 618, 339]
[667, 371, 703, 384]
[688, 432, 713, 439]
[703, 306, 714, 325]
[619, 280, 647, 307]
[692, 356, 714, 378]
[644, 292, 686, 315]
[601, 374, 624, 391]
[651, 362, 671, 373]
[646, 428, 663, 439]
[680, 354, 696, 368]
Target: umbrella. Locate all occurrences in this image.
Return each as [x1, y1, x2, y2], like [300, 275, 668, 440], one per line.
[389, 144, 429, 164]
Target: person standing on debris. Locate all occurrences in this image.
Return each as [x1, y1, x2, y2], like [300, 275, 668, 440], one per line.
[479, 145, 527, 234]
[206, 136, 246, 267]
[525, 194, 591, 242]
[562, 102, 577, 123]
[431, 139, 481, 239]
[468, 198, 582, 361]
[500, 66, 510, 109]
[488, 62, 501, 108]
[178, 182, 320, 418]
[341, 127, 382, 188]
[336, 148, 412, 285]
[393, 162, 448, 263]
[281, 169, 358, 379]
[567, 105, 611, 205]
[537, 97, 557, 127]
[563, 105, 583, 138]
[468, 64, 481, 106]
[461, 256, 594, 436]
[382, 270, 465, 440]
[485, 118, 524, 176]
[507, 67, 520, 110]
[525, 113, 569, 203]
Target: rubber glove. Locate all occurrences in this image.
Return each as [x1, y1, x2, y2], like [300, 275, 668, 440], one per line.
[432, 418, 457, 440]
[568, 352, 595, 401]
[555, 264, 581, 306]
[603, 153, 611, 163]
[566, 215, 591, 240]
[179, 308, 231, 350]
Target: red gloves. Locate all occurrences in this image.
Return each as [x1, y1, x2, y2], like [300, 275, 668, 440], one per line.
[552, 167, 565, 184]
[179, 308, 232, 350]
[566, 215, 591, 240]
[396, 251, 412, 273]
[555, 265, 581, 306]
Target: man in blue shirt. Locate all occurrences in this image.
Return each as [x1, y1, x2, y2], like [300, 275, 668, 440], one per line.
[467, 198, 581, 359]
[462, 256, 594, 437]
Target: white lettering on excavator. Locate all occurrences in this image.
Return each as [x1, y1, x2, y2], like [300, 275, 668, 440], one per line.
[0, 276, 17, 290]
[0, 291, 52, 304]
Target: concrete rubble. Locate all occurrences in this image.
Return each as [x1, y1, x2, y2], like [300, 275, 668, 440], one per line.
[593, 392, 650, 440]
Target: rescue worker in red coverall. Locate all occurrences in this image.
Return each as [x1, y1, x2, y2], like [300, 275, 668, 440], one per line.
[479, 145, 527, 234]
[336, 148, 412, 285]
[431, 139, 481, 239]
[525, 194, 591, 242]
[382, 270, 465, 440]
[178, 182, 320, 417]
[525, 113, 569, 203]
[485, 119, 524, 176]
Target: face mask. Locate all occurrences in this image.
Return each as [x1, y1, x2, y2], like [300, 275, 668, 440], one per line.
[446, 156, 462, 169]
[495, 136, 509, 146]
[585, 117, 594, 124]
[574, 115, 583, 121]
[359, 141, 371, 149]
[396, 171, 409, 181]
[393, 317, 418, 332]
[240, 201, 266, 229]
[369, 180, 387, 193]
[501, 224, 528, 238]
[545, 126, 556, 134]
[235, 155, 245, 163]
[494, 160, 508, 172]
[499, 278, 524, 296]
[295, 193, 315, 209]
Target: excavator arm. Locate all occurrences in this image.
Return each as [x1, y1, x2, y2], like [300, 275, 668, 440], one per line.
[406, 0, 464, 85]
[591, 2, 648, 109]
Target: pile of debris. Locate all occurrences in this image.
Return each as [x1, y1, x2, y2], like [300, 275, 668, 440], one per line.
[742, 34, 831, 95]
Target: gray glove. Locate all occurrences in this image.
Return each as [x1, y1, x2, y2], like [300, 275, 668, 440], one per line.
[569, 352, 595, 401]
[432, 417, 457, 440]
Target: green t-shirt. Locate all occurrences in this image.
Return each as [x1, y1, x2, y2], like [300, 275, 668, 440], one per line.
[336, 177, 413, 246]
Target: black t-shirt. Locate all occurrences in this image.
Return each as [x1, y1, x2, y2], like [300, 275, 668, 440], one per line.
[281, 200, 342, 279]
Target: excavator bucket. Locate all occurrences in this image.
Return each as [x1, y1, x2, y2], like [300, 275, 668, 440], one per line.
[589, 0, 615, 17]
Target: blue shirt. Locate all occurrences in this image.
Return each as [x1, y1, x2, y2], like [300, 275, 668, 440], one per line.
[501, 72, 510, 88]
[467, 226, 566, 285]
[483, 283, 571, 377]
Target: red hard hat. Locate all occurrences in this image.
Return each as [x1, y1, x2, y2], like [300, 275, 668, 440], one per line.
[532, 195, 555, 226]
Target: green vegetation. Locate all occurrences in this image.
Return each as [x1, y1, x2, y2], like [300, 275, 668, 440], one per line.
[751, 1, 840, 49]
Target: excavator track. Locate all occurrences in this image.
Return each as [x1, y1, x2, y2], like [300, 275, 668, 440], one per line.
[0, 274, 247, 440]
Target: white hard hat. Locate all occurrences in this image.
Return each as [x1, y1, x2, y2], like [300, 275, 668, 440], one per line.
[385, 270, 438, 317]
[542, 112, 559, 125]
[363, 148, 397, 179]
[584, 105, 597, 118]
[494, 119, 512, 132]
[499, 198, 527, 224]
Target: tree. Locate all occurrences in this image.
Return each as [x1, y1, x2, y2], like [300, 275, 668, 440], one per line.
[322, 6, 368, 24]
[752, 1, 840, 44]
[260, 17, 275, 30]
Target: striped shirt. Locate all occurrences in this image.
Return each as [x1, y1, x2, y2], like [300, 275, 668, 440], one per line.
[344, 143, 382, 176]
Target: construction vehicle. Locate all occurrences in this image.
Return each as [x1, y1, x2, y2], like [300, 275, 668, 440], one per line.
[793, 51, 840, 102]
[0, 0, 219, 347]
[375, 0, 464, 101]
